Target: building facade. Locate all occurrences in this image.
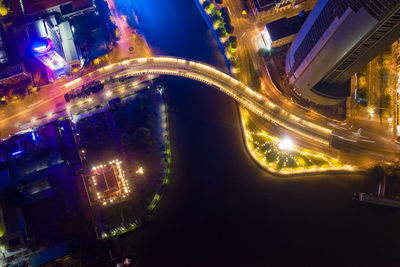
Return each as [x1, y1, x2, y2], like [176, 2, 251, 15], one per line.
[285, 0, 400, 105]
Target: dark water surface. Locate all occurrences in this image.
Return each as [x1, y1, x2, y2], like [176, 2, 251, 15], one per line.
[118, 0, 400, 266]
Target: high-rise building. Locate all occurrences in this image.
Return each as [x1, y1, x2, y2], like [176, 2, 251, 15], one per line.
[0, 22, 32, 87]
[285, 0, 400, 105]
[27, 17, 70, 80]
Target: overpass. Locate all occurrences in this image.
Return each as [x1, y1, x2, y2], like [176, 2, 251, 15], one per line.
[66, 56, 332, 146]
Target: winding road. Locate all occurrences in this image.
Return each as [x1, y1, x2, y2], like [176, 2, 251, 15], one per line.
[1, 56, 399, 164]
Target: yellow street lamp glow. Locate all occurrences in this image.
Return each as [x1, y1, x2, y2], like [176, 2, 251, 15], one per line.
[136, 167, 144, 175]
[369, 108, 374, 116]
[106, 90, 112, 97]
[278, 137, 294, 151]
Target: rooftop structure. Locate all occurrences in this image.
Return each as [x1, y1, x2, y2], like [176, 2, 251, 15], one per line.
[11, 0, 93, 18]
[285, 0, 400, 105]
[251, 0, 277, 13]
[249, 0, 298, 15]
[356, 193, 400, 208]
[0, 121, 89, 263]
[0, 63, 31, 86]
[89, 160, 130, 206]
[11, 14, 81, 81]
[28, 16, 70, 79]
[259, 11, 309, 49]
[0, 21, 32, 87]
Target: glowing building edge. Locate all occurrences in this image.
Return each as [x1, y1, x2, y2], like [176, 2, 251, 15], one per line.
[90, 159, 131, 206]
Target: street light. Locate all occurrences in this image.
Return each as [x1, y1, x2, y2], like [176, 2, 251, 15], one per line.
[136, 166, 144, 175]
[278, 137, 294, 151]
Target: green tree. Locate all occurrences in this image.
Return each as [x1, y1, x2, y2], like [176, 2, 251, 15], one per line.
[121, 132, 132, 146]
[134, 127, 151, 144]
[267, 150, 278, 162]
[202, 1, 211, 8]
[225, 24, 234, 34]
[216, 27, 227, 37]
[382, 93, 391, 109]
[228, 35, 237, 48]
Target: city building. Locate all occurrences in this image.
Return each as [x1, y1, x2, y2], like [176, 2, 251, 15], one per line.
[0, 63, 31, 86]
[249, 0, 276, 15]
[249, 0, 303, 16]
[11, 0, 94, 19]
[0, 122, 91, 265]
[255, 11, 309, 51]
[12, 14, 81, 81]
[88, 160, 130, 206]
[0, 21, 32, 88]
[9, 0, 95, 81]
[285, 0, 400, 105]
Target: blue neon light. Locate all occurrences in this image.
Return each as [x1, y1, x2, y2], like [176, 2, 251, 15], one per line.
[31, 132, 36, 141]
[11, 150, 22, 156]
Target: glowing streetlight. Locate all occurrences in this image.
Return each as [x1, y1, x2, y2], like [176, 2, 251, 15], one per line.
[136, 166, 144, 175]
[278, 137, 294, 151]
[106, 90, 112, 97]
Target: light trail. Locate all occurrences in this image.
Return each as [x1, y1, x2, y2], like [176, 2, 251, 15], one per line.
[3, 56, 334, 147]
[107, 56, 333, 146]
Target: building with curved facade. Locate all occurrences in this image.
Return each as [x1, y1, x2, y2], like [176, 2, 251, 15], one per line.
[285, 0, 400, 105]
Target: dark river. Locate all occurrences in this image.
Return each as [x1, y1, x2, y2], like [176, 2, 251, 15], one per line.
[117, 0, 400, 266]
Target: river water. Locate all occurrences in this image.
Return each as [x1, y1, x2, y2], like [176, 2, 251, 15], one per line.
[118, 0, 400, 266]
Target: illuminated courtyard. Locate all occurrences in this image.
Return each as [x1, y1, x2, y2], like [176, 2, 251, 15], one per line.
[88, 159, 130, 206]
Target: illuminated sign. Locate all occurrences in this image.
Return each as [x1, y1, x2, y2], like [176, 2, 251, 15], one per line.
[35, 51, 67, 71]
[32, 39, 52, 54]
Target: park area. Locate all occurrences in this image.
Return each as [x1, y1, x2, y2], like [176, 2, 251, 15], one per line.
[241, 108, 348, 174]
[73, 84, 168, 238]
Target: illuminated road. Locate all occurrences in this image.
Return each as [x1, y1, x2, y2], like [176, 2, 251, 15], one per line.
[89, 57, 333, 146]
[218, 0, 400, 164]
[1, 56, 399, 164]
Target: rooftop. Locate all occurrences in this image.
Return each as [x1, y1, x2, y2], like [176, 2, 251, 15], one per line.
[11, 0, 92, 17]
[89, 160, 130, 205]
[266, 11, 309, 41]
[252, 0, 276, 11]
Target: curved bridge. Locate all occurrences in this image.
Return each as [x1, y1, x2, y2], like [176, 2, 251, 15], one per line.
[67, 57, 332, 146]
